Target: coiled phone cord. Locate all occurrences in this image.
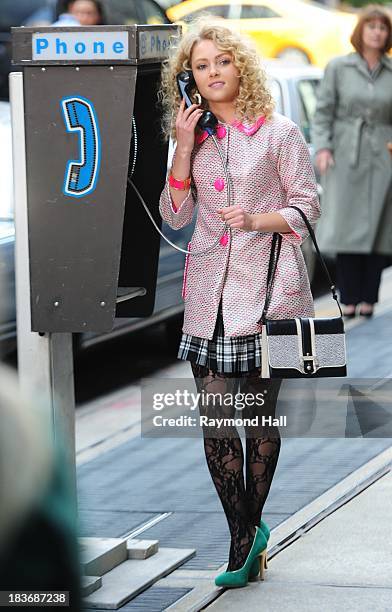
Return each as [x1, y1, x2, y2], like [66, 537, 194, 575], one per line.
[127, 118, 232, 257]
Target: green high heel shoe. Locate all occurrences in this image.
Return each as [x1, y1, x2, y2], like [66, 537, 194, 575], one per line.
[215, 526, 267, 588]
[249, 518, 270, 580]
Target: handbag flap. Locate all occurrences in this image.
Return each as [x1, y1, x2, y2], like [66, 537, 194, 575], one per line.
[265, 319, 298, 335]
[313, 317, 345, 334]
[266, 317, 344, 335]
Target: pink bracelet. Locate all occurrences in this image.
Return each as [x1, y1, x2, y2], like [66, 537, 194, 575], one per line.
[169, 173, 191, 191]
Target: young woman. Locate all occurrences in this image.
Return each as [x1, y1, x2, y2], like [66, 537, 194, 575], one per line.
[158, 19, 320, 587]
[312, 5, 392, 319]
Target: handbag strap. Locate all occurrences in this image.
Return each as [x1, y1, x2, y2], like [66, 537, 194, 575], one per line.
[260, 206, 343, 323]
[260, 232, 282, 324]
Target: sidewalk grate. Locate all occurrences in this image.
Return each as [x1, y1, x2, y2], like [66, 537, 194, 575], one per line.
[77, 437, 392, 565]
[77, 511, 159, 538]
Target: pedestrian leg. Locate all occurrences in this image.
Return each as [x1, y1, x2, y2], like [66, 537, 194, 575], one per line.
[336, 253, 363, 307]
[360, 253, 387, 306]
[240, 371, 282, 529]
[190, 362, 255, 572]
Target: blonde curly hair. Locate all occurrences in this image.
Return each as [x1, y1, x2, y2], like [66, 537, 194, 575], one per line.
[158, 16, 275, 141]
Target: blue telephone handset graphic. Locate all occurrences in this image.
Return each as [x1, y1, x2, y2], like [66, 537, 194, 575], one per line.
[61, 95, 101, 198]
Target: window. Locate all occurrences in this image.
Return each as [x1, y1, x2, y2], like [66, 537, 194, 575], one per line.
[182, 7, 229, 23]
[0, 104, 13, 220]
[108, 0, 169, 26]
[158, 1, 180, 8]
[296, 79, 320, 143]
[268, 78, 283, 114]
[138, 0, 170, 25]
[240, 5, 280, 19]
[109, 0, 140, 24]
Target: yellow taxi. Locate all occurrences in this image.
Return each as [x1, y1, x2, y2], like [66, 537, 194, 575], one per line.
[166, 0, 357, 67]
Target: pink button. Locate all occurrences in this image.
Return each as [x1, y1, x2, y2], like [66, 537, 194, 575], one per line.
[220, 232, 229, 246]
[216, 125, 227, 139]
[214, 178, 225, 191]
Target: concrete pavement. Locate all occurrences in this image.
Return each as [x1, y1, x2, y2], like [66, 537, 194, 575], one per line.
[205, 461, 392, 612]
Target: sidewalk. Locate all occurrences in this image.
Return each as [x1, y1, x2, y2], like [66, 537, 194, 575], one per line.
[77, 266, 392, 610]
[206, 463, 392, 612]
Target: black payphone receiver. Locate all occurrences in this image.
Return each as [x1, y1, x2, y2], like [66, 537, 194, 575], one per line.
[127, 73, 232, 257]
[176, 71, 218, 135]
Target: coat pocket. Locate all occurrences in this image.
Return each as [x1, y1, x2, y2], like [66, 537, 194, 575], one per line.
[181, 242, 191, 300]
[276, 248, 302, 295]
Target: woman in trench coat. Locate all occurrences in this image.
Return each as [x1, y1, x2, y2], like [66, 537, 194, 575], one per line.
[158, 19, 320, 587]
[311, 5, 392, 318]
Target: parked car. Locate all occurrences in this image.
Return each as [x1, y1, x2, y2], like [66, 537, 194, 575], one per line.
[265, 61, 322, 280]
[166, 0, 356, 67]
[0, 101, 16, 357]
[0, 63, 322, 356]
[0, 0, 170, 100]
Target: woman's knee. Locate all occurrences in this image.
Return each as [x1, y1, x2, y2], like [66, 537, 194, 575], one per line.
[240, 373, 282, 438]
[190, 363, 240, 437]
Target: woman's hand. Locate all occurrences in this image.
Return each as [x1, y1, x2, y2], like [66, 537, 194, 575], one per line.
[175, 98, 204, 154]
[217, 206, 256, 231]
[315, 148, 335, 175]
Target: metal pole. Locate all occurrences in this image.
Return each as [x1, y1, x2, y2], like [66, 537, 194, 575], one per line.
[9, 71, 77, 516]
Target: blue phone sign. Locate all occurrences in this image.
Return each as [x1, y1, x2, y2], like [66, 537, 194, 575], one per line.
[60, 96, 101, 198]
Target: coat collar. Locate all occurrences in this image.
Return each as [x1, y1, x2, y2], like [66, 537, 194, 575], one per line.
[380, 53, 392, 71]
[343, 51, 392, 78]
[195, 115, 265, 145]
[232, 115, 266, 135]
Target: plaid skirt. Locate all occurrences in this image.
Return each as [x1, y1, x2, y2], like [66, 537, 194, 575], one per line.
[177, 299, 263, 374]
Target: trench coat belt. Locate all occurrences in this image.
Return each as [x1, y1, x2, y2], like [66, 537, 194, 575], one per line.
[348, 116, 389, 168]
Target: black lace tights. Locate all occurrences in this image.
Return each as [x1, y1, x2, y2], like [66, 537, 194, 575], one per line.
[191, 362, 282, 571]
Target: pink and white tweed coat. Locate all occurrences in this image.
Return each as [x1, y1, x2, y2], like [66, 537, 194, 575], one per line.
[159, 112, 321, 340]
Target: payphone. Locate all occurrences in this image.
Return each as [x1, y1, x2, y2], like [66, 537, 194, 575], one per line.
[10, 24, 179, 507]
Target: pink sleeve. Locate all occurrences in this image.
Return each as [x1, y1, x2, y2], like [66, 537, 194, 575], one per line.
[159, 178, 196, 229]
[276, 123, 321, 245]
[158, 145, 196, 230]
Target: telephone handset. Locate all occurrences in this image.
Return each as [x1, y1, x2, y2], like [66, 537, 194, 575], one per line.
[176, 70, 218, 135]
[122, 72, 230, 259]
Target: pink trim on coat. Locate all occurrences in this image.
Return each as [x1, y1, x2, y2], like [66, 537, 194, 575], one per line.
[284, 228, 302, 241]
[181, 242, 192, 300]
[170, 190, 192, 214]
[232, 115, 266, 136]
[195, 116, 266, 144]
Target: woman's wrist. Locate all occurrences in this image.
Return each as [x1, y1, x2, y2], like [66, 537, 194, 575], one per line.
[252, 212, 291, 233]
[251, 213, 263, 232]
[175, 146, 193, 159]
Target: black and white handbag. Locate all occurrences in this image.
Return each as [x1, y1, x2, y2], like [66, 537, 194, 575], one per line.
[258, 206, 347, 379]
